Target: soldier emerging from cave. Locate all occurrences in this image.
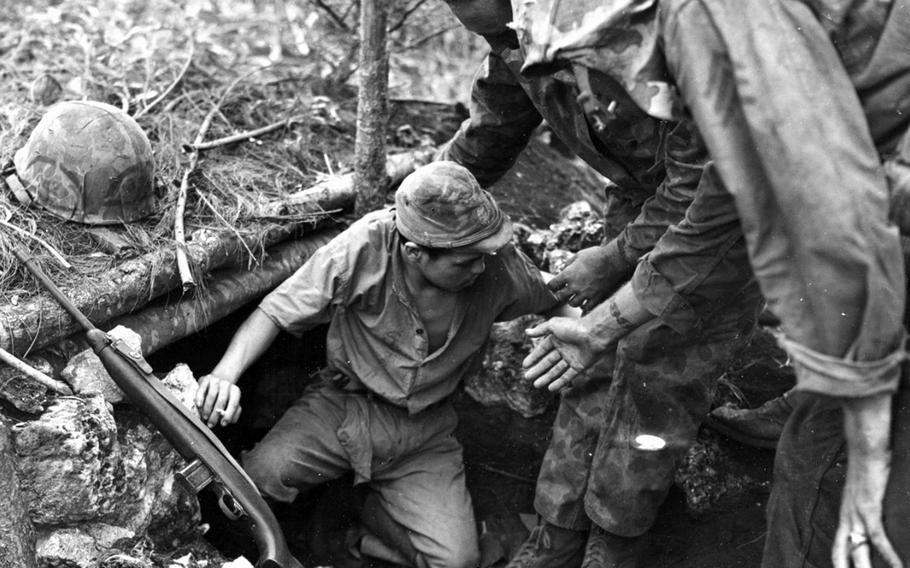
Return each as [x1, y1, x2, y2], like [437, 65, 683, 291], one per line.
[194, 161, 574, 568]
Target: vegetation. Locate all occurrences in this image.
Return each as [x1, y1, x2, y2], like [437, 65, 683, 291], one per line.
[0, 0, 485, 294]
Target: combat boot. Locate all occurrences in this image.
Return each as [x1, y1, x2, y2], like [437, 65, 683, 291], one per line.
[581, 526, 646, 568]
[706, 389, 799, 449]
[505, 521, 586, 568]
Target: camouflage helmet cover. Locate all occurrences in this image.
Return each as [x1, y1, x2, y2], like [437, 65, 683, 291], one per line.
[511, 0, 683, 121]
[11, 100, 155, 225]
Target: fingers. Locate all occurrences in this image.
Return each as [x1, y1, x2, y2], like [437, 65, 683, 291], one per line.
[533, 358, 580, 392]
[833, 526, 849, 568]
[524, 347, 564, 381]
[194, 375, 212, 409]
[523, 346, 579, 391]
[868, 526, 903, 568]
[523, 334, 556, 371]
[549, 279, 576, 304]
[525, 321, 553, 340]
[208, 381, 232, 427]
[834, 523, 903, 568]
[196, 375, 241, 428]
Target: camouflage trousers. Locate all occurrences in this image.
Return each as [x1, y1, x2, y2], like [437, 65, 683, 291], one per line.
[534, 288, 762, 537]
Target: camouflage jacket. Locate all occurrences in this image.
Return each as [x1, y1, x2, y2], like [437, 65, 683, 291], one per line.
[440, 32, 755, 332]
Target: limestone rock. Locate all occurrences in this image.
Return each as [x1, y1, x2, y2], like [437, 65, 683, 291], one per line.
[466, 314, 556, 418]
[161, 363, 202, 417]
[516, 200, 604, 273]
[0, 356, 52, 414]
[12, 393, 122, 524]
[36, 527, 96, 568]
[36, 524, 135, 568]
[0, 420, 37, 568]
[10, 391, 191, 533]
[61, 326, 148, 403]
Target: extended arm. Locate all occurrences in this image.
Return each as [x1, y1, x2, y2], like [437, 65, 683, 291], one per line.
[195, 309, 281, 427]
[437, 48, 543, 187]
[523, 281, 652, 390]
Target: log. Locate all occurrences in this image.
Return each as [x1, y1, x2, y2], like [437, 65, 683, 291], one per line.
[109, 230, 337, 356]
[0, 221, 322, 357]
[14, 229, 338, 380]
[279, 147, 434, 213]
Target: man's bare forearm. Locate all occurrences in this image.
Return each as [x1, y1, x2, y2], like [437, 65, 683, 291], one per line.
[210, 308, 282, 384]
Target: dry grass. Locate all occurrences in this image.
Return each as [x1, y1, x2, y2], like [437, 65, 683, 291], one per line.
[0, 0, 483, 297]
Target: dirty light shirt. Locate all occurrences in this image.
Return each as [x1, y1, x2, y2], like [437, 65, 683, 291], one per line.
[257, 208, 558, 414]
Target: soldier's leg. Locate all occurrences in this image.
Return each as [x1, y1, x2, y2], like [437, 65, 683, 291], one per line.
[584, 291, 761, 537]
[503, 360, 618, 568]
[243, 381, 355, 503]
[366, 401, 480, 568]
[533, 357, 617, 531]
[761, 392, 844, 568]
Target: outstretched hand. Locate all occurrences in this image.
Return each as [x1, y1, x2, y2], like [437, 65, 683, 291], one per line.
[195, 374, 242, 428]
[523, 317, 599, 391]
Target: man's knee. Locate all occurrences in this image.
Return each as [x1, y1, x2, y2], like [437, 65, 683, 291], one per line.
[412, 521, 479, 568]
[417, 541, 480, 568]
[242, 443, 299, 503]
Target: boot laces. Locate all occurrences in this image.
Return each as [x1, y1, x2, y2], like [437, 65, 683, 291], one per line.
[509, 524, 552, 566]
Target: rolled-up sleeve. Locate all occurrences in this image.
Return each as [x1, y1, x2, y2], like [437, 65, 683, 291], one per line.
[437, 50, 543, 188]
[609, 116, 754, 332]
[614, 118, 707, 266]
[660, 0, 907, 397]
[631, 161, 753, 332]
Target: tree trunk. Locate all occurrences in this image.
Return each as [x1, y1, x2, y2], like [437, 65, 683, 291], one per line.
[353, 0, 390, 217]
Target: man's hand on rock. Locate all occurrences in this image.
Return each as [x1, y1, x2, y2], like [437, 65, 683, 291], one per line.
[195, 374, 242, 428]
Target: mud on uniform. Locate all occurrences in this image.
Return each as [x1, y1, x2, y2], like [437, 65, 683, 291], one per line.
[440, 32, 763, 536]
[243, 208, 557, 568]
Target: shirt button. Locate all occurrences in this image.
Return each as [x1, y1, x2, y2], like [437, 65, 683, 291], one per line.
[416, 329, 424, 335]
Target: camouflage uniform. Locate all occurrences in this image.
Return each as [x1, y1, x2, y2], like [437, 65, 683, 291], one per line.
[512, 0, 910, 564]
[440, 27, 762, 537]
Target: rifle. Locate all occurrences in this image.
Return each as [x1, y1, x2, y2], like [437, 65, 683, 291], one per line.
[12, 246, 302, 568]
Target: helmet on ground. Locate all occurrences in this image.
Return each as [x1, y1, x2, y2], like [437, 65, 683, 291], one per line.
[9, 100, 155, 224]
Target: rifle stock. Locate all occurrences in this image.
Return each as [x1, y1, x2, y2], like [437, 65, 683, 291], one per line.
[14, 247, 302, 568]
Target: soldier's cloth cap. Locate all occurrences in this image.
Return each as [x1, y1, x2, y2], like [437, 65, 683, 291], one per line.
[395, 161, 513, 254]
